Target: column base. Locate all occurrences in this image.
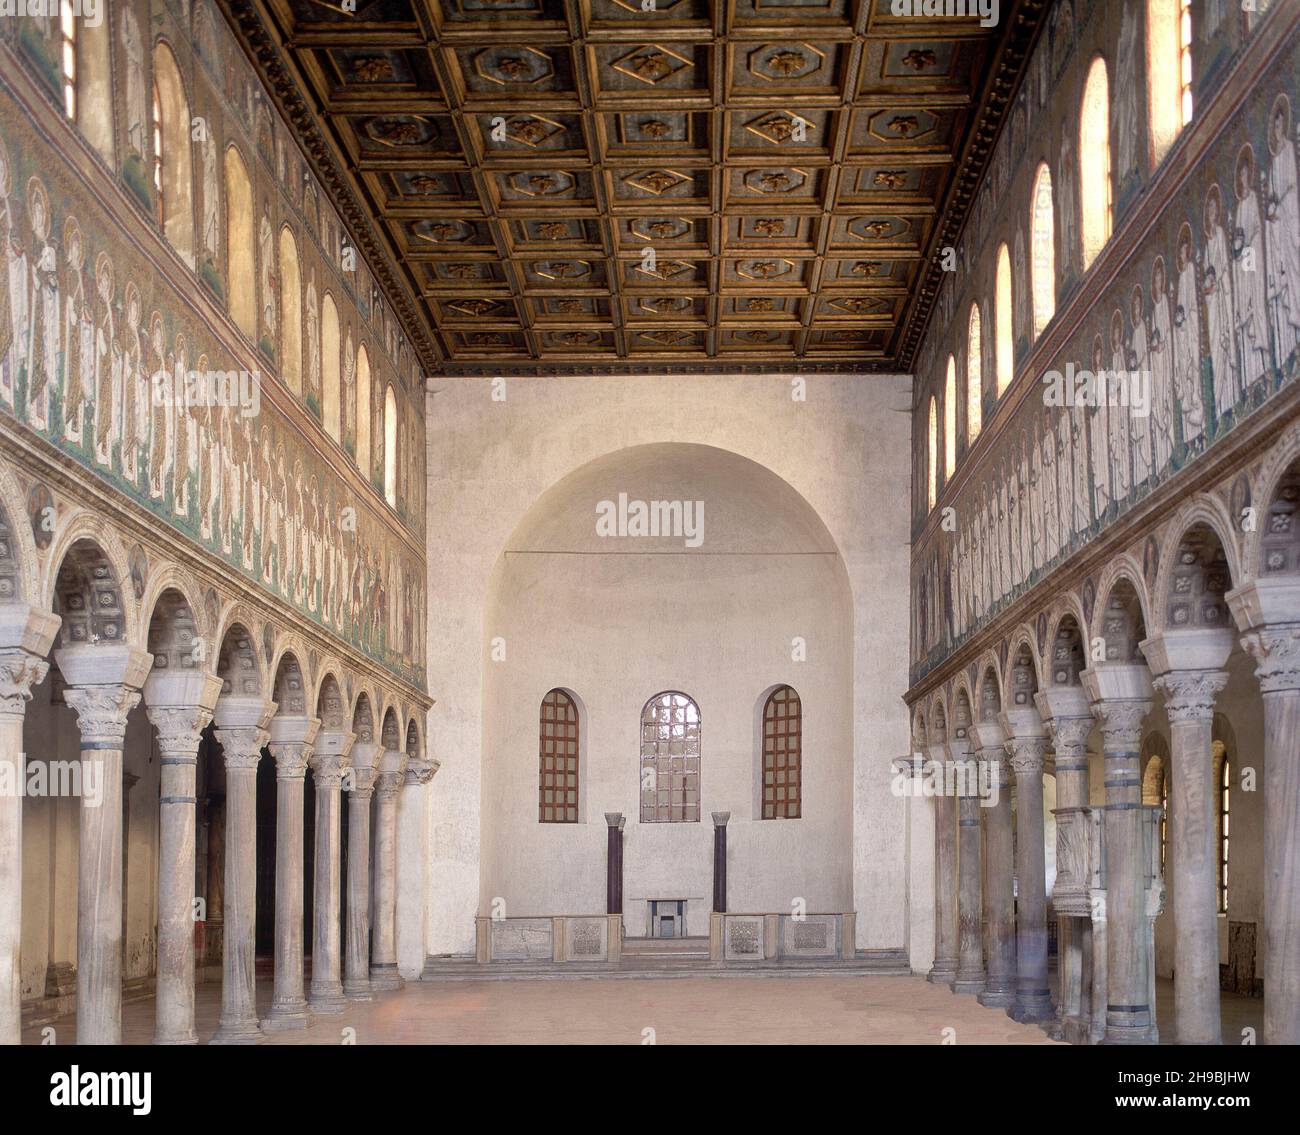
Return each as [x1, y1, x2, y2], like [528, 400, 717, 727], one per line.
[209, 1018, 266, 1045]
[343, 978, 373, 1000]
[262, 1000, 313, 1032]
[1008, 992, 1054, 1023]
[1103, 1005, 1156, 1045]
[977, 981, 1016, 1008]
[951, 971, 986, 995]
[369, 964, 403, 991]
[926, 959, 958, 986]
[310, 984, 349, 1013]
[153, 1031, 199, 1046]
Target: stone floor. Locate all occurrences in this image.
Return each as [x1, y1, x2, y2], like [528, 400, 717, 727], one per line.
[23, 970, 1059, 1045]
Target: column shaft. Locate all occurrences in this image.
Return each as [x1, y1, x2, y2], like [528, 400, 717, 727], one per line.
[264, 745, 311, 1030]
[344, 781, 374, 998]
[1009, 738, 1052, 1022]
[1262, 686, 1300, 1045]
[310, 756, 347, 1012]
[370, 773, 402, 989]
[929, 743, 958, 984]
[977, 749, 1015, 1008]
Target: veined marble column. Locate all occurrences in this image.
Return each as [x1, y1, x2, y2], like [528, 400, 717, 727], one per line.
[1036, 688, 1093, 1037]
[928, 742, 958, 986]
[371, 750, 408, 990]
[1001, 707, 1052, 1023]
[972, 719, 1014, 1008]
[949, 734, 984, 994]
[308, 729, 354, 1012]
[344, 741, 379, 999]
[57, 643, 150, 1046]
[397, 755, 438, 978]
[263, 716, 320, 1031]
[211, 697, 275, 1045]
[1230, 578, 1300, 1045]
[1084, 665, 1154, 1045]
[0, 604, 59, 1045]
[144, 669, 221, 1046]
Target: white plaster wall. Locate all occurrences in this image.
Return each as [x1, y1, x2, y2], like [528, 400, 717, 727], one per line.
[420, 372, 913, 958]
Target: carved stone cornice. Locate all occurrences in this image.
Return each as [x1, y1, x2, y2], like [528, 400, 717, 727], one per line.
[1088, 699, 1151, 750]
[1005, 736, 1046, 778]
[63, 684, 143, 744]
[1239, 625, 1300, 695]
[145, 704, 215, 754]
[0, 649, 50, 717]
[214, 726, 269, 770]
[404, 756, 439, 786]
[1152, 670, 1229, 723]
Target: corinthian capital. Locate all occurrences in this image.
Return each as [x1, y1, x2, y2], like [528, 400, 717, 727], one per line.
[0, 649, 50, 717]
[1152, 669, 1229, 723]
[309, 750, 352, 789]
[63, 683, 143, 744]
[1088, 698, 1150, 749]
[1005, 736, 1046, 777]
[214, 725, 269, 769]
[145, 704, 214, 754]
[268, 742, 311, 778]
[1044, 714, 1092, 760]
[404, 756, 440, 786]
[1240, 625, 1300, 695]
[374, 770, 405, 801]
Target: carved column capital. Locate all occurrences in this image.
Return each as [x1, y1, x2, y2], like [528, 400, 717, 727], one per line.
[404, 756, 439, 786]
[145, 704, 214, 754]
[63, 683, 143, 744]
[268, 742, 312, 779]
[1240, 625, 1300, 694]
[1152, 669, 1229, 723]
[1088, 698, 1151, 749]
[348, 766, 378, 798]
[1044, 714, 1093, 763]
[374, 770, 404, 801]
[1005, 736, 1046, 778]
[309, 750, 352, 789]
[214, 726, 268, 770]
[0, 649, 49, 717]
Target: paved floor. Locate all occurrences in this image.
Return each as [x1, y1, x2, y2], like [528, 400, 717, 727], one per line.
[23, 970, 1060, 1045]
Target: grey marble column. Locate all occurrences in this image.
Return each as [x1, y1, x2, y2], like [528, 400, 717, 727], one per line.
[309, 730, 354, 1013]
[370, 764, 406, 990]
[1232, 591, 1300, 1046]
[145, 687, 219, 1046]
[211, 699, 274, 1045]
[0, 619, 55, 1045]
[948, 735, 984, 994]
[1003, 720, 1052, 1023]
[1155, 669, 1228, 1045]
[927, 742, 958, 985]
[1084, 667, 1154, 1045]
[344, 750, 378, 999]
[972, 719, 1014, 1008]
[263, 717, 319, 1031]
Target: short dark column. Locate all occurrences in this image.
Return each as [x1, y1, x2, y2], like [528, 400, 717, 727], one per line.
[605, 813, 624, 914]
[712, 811, 730, 913]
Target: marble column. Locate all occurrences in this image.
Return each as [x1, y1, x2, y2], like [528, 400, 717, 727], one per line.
[1001, 707, 1053, 1023]
[1084, 664, 1154, 1045]
[143, 670, 221, 1046]
[0, 604, 58, 1045]
[57, 643, 150, 1046]
[397, 755, 438, 977]
[928, 742, 958, 985]
[308, 729, 354, 1012]
[344, 741, 379, 999]
[211, 696, 275, 1044]
[948, 734, 984, 994]
[972, 719, 1014, 1008]
[1229, 578, 1300, 1045]
[370, 752, 408, 990]
[263, 716, 320, 1031]
[1036, 687, 1093, 1036]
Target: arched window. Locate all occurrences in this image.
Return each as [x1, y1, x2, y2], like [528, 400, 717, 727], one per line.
[224, 146, 255, 336]
[943, 356, 957, 479]
[640, 691, 701, 823]
[761, 686, 802, 819]
[356, 344, 372, 476]
[538, 689, 579, 824]
[967, 304, 982, 442]
[321, 294, 340, 442]
[1080, 57, 1112, 270]
[926, 395, 938, 510]
[59, 1, 76, 118]
[1215, 739, 1229, 913]
[995, 242, 1013, 394]
[384, 385, 398, 507]
[76, 10, 113, 162]
[1148, 0, 1195, 164]
[153, 45, 194, 266]
[1030, 163, 1056, 337]
[1180, 0, 1194, 126]
[279, 228, 302, 394]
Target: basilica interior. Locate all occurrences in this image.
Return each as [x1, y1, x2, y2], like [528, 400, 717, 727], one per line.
[0, 0, 1298, 1050]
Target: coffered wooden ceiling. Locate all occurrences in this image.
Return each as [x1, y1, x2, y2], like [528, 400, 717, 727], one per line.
[228, 0, 1046, 375]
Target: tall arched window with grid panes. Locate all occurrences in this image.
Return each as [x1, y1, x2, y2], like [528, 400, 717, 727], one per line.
[538, 689, 580, 824]
[356, 344, 371, 477]
[1148, 0, 1195, 164]
[1080, 56, 1112, 270]
[760, 686, 802, 819]
[384, 385, 398, 507]
[321, 293, 340, 442]
[640, 692, 701, 823]
[59, 1, 76, 119]
[1031, 163, 1056, 336]
[967, 304, 982, 442]
[995, 242, 1013, 394]
[944, 356, 957, 479]
[926, 395, 938, 510]
[153, 45, 194, 265]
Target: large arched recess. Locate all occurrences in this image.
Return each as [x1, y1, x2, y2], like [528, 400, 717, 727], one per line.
[481, 442, 854, 931]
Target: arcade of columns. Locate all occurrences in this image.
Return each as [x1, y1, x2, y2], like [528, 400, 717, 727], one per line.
[0, 476, 434, 1047]
[908, 421, 1300, 1047]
